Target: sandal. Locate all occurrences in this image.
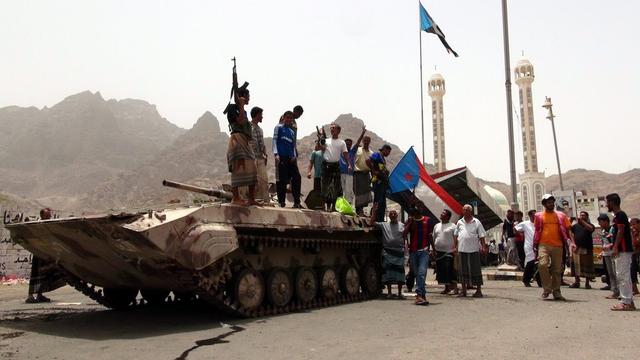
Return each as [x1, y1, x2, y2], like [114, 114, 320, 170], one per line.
[472, 292, 484, 298]
[605, 294, 620, 299]
[569, 283, 580, 289]
[456, 292, 467, 298]
[611, 303, 636, 311]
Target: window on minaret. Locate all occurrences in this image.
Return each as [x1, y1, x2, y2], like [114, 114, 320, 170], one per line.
[527, 88, 533, 108]
[522, 184, 529, 211]
[534, 184, 543, 205]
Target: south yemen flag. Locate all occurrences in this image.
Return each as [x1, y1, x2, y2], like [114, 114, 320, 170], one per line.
[388, 147, 463, 219]
[420, 2, 459, 57]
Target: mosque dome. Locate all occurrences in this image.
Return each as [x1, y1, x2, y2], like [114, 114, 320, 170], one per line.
[484, 185, 510, 212]
[430, 73, 444, 81]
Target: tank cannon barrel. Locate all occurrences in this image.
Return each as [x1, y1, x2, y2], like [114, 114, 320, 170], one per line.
[162, 180, 233, 200]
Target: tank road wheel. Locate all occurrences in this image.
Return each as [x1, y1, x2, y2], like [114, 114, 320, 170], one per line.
[103, 288, 138, 310]
[361, 263, 381, 297]
[295, 267, 318, 304]
[140, 289, 170, 306]
[318, 267, 339, 300]
[235, 269, 265, 311]
[341, 265, 360, 297]
[266, 268, 293, 307]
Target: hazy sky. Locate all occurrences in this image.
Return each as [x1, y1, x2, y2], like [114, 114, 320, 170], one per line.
[1, 0, 638, 183]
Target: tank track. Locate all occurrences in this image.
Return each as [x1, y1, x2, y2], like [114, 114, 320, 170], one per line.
[62, 232, 382, 317]
[192, 232, 381, 318]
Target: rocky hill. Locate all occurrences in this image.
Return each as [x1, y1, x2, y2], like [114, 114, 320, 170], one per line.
[1, 92, 636, 216]
[0, 91, 185, 209]
[78, 113, 408, 212]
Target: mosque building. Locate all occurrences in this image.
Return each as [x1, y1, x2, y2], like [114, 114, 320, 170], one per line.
[515, 58, 546, 211]
[428, 73, 446, 172]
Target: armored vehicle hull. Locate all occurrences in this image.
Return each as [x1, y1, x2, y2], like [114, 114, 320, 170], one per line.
[7, 204, 382, 317]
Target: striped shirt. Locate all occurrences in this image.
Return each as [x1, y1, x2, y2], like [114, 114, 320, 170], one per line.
[404, 216, 434, 252]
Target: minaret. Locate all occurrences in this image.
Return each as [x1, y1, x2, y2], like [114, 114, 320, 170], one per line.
[428, 73, 446, 172]
[515, 58, 545, 211]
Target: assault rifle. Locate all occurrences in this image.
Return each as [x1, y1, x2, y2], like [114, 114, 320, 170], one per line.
[223, 57, 249, 116]
[316, 125, 327, 145]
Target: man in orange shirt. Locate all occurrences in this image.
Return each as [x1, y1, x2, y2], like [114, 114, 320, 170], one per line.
[533, 194, 576, 301]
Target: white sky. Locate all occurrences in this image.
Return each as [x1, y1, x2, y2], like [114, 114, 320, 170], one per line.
[1, 0, 638, 183]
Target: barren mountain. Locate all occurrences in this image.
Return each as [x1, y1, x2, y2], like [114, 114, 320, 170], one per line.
[0, 91, 185, 208]
[78, 113, 408, 212]
[1, 92, 636, 216]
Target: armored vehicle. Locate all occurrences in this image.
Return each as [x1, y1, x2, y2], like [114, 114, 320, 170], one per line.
[7, 180, 382, 317]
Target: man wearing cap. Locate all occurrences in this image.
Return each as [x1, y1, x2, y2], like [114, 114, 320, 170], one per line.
[533, 194, 576, 301]
[366, 144, 392, 222]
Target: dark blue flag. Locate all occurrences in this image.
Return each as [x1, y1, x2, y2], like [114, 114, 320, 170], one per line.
[420, 2, 458, 57]
[389, 147, 421, 193]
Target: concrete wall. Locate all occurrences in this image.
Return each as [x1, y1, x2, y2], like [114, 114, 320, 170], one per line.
[1, 210, 35, 280]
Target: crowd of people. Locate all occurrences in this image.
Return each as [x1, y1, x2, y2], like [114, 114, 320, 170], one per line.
[225, 90, 392, 218]
[225, 95, 639, 311]
[372, 192, 639, 311]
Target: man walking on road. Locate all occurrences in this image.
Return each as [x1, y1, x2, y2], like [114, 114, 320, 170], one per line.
[403, 208, 435, 305]
[570, 211, 596, 289]
[606, 193, 636, 311]
[534, 194, 576, 301]
[453, 204, 488, 298]
[516, 210, 541, 287]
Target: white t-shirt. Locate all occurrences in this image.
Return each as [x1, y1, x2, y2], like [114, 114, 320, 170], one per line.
[454, 217, 486, 253]
[433, 222, 455, 252]
[323, 138, 347, 163]
[515, 220, 535, 263]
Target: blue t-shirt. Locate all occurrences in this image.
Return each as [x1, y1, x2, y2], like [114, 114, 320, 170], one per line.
[339, 147, 357, 175]
[275, 125, 296, 158]
[369, 151, 387, 184]
[310, 150, 324, 178]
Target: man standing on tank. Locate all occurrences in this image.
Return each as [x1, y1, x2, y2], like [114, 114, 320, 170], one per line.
[321, 123, 351, 211]
[274, 111, 302, 208]
[249, 106, 269, 204]
[367, 144, 391, 222]
[226, 89, 258, 206]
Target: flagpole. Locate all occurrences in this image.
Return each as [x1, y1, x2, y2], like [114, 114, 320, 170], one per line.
[419, 24, 425, 166]
[501, 0, 518, 205]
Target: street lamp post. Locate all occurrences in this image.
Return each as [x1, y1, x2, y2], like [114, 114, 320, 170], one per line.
[542, 96, 564, 190]
[500, 0, 518, 206]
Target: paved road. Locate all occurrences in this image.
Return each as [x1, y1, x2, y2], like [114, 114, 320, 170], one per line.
[1, 278, 638, 360]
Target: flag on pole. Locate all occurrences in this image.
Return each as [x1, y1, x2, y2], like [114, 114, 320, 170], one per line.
[420, 2, 459, 57]
[388, 147, 463, 219]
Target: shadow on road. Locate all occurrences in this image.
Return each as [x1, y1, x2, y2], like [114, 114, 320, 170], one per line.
[0, 303, 257, 341]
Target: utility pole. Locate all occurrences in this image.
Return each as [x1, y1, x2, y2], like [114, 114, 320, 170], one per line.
[542, 97, 564, 190]
[500, 0, 518, 205]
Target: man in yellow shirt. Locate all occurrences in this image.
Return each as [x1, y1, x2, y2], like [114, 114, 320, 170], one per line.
[534, 194, 576, 301]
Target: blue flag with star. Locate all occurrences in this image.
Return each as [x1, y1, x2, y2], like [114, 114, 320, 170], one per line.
[420, 2, 459, 57]
[389, 147, 421, 193]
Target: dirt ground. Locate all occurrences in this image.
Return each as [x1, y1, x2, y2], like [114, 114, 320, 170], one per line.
[1, 276, 638, 360]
